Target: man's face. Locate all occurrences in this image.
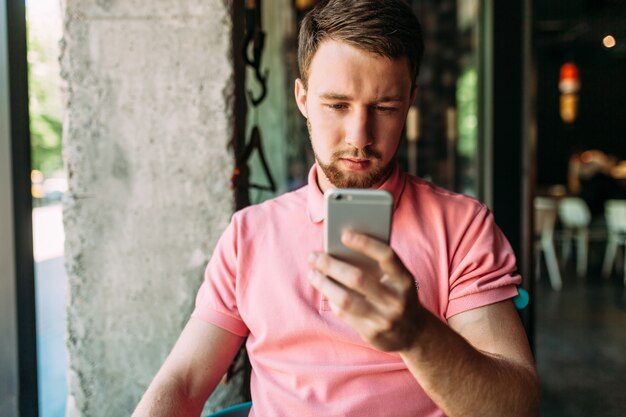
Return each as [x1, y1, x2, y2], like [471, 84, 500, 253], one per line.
[295, 40, 416, 191]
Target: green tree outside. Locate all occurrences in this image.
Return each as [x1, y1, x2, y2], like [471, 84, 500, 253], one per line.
[27, 0, 64, 176]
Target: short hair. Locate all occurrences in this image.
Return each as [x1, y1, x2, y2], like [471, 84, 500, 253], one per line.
[298, 0, 424, 87]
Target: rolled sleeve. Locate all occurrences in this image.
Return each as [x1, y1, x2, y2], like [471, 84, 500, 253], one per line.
[446, 206, 522, 319]
[191, 216, 250, 337]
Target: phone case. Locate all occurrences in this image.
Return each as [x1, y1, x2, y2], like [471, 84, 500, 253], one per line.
[324, 188, 393, 270]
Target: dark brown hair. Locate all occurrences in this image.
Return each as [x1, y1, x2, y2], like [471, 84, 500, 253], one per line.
[298, 0, 424, 87]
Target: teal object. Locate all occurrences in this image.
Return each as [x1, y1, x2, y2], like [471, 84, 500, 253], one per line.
[206, 402, 252, 417]
[513, 287, 529, 310]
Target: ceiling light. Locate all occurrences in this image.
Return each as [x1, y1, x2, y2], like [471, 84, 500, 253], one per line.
[602, 35, 616, 48]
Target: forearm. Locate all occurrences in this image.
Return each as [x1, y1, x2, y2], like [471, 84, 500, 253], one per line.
[400, 311, 540, 417]
[132, 374, 205, 417]
[132, 320, 244, 417]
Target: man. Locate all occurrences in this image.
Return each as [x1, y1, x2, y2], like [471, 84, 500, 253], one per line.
[133, 0, 540, 416]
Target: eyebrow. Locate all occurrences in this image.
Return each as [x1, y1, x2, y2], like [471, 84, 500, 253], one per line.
[318, 92, 405, 103]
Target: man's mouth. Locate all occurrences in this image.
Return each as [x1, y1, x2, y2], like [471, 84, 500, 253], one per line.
[340, 158, 372, 171]
[343, 157, 369, 163]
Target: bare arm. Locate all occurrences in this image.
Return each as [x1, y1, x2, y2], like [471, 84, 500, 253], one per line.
[308, 230, 539, 417]
[132, 318, 244, 417]
[400, 300, 539, 417]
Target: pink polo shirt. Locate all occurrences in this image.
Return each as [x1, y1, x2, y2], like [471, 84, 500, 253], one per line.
[192, 164, 520, 417]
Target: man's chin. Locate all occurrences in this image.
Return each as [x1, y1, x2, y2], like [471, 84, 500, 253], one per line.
[317, 158, 393, 189]
[327, 171, 382, 189]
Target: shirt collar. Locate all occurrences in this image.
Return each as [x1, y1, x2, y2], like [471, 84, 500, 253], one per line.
[307, 162, 407, 223]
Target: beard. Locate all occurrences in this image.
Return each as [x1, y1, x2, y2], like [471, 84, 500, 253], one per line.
[307, 120, 394, 189]
[316, 148, 393, 188]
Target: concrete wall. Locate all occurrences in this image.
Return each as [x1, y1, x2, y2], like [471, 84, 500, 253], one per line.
[60, 1, 243, 415]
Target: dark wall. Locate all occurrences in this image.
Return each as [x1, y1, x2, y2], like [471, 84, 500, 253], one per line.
[536, 47, 626, 186]
[535, 5, 626, 186]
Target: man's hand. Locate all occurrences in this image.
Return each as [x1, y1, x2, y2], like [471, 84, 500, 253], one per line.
[308, 230, 539, 417]
[308, 230, 424, 352]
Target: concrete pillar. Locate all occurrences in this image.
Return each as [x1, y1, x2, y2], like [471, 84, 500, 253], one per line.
[60, 1, 243, 415]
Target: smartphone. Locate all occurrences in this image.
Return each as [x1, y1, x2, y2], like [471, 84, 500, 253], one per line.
[324, 188, 393, 270]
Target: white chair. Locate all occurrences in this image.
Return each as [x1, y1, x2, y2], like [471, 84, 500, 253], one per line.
[601, 199, 626, 283]
[535, 197, 563, 290]
[558, 197, 591, 277]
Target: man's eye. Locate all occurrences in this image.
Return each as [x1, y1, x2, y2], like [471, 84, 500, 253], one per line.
[326, 103, 347, 110]
[375, 106, 398, 113]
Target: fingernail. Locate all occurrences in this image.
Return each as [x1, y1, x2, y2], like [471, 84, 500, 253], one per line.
[308, 253, 318, 264]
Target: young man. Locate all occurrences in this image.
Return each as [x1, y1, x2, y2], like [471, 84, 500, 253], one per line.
[133, 1, 540, 416]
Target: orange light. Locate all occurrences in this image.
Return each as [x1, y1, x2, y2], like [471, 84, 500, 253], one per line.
[560, 63, 579, 81]
[560, 94, 578, 123]
[559, 62, 580, 123]
[559, 62, 580, 94]
[295, 0, 317, 11]
[603, 35, 616, 48]
[580, 151, 593, 163]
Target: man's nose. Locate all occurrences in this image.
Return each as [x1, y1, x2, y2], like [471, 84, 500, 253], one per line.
[344, 107, 373, 149]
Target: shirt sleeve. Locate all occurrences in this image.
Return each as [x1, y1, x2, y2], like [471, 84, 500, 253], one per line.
[191, 215, 250, 337]
[445, 205, 521, 319]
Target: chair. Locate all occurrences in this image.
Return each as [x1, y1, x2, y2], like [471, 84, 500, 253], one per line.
[601, 199, 626, 283]
[558, 197, 591, 277]
[534, 197, 563, 290]
[206, 402, 252, 417]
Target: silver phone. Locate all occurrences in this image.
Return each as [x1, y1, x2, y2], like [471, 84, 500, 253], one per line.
[324, 188, 393, 270]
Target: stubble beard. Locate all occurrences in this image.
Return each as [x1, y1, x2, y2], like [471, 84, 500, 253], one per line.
[307, 120, 394, 189]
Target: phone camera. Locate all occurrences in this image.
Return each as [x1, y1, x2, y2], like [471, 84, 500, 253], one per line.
[333, 194, 343, 200]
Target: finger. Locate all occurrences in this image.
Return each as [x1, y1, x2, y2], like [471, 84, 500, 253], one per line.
[341, 231, 413, 291]
[308, 252, 396, 304]
[308, 271, 395, 344]
[307, 270, 373, 317]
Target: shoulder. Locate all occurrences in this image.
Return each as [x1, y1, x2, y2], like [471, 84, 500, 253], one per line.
[402, 174, 488, 218]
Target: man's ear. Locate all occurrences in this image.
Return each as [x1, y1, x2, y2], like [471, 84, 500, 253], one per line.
[294, 78, 308, 118]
